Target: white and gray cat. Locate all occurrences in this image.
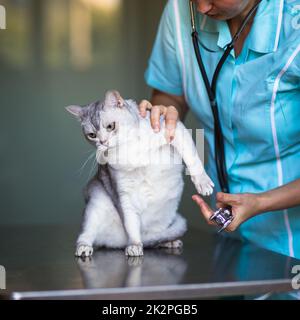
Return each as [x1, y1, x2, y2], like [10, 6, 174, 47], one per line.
[66, 90, 214, 257]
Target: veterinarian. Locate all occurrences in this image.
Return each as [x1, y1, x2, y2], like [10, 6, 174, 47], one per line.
[139, 0, 300, 258]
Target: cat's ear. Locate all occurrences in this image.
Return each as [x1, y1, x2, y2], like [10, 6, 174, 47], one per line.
[65, 105, 83, 121]
[104, 90, 125, 109]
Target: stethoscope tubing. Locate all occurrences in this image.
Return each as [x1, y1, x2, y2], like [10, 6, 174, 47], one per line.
[189, 0, 262, 194]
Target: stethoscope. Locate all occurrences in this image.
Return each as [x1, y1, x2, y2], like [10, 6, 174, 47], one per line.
[189, 0, 262, 231]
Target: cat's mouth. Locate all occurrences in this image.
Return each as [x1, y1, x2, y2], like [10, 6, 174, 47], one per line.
[96, 145, 118, 163]
[96, 144, 116, 158]
[98, 144, 114, 150]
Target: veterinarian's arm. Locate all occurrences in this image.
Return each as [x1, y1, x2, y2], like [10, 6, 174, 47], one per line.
[257, 178, 300, 212]
[192, 178, 300, 232]
[139, 89, 189, 142]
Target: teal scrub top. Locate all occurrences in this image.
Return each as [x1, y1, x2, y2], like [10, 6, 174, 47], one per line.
[145, 0, 300, 258]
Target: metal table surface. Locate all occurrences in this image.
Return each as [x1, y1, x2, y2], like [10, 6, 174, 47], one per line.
[0, 224, 298, 300]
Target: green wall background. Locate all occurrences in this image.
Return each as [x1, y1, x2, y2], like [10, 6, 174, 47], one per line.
[0, 0, 211, 232]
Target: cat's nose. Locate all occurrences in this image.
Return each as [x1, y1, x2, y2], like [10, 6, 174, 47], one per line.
[100, 139, 108, 145]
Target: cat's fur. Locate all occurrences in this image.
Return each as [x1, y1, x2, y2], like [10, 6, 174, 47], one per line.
[66, 90, 214, 257]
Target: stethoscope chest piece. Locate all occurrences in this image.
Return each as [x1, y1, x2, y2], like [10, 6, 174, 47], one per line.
[210, 207, 234, 233]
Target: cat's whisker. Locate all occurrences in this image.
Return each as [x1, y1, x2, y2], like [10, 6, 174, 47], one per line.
[87, 156, 97, 182]
[83, 148, 95, 155]
[77, 150, 96, 176]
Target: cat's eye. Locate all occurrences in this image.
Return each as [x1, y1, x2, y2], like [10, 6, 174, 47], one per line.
[106, 122, 115, 132]
[87, 133, 97, 139]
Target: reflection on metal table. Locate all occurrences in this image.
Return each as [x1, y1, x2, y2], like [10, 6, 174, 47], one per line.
[0, 225, 298, 300]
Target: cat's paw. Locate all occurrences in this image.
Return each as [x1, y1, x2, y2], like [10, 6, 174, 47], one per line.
[125, 243, 144, 257]
[75, 244, 93, 257]
[76, 255, 93, 265]
[191, 172, 214, 196]
[157, 239, 183, 249]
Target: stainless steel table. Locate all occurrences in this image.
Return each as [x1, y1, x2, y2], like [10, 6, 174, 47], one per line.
[0, 224, 298, 299]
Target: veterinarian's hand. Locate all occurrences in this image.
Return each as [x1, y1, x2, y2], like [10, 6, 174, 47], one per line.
[139, 99, 179, 142]
[192, 192, 262, 232]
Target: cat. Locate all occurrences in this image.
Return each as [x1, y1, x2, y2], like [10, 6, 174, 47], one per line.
[66, 90, 214, 257]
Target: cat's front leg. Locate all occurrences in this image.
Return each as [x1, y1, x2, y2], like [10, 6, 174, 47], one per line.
[75, 202, 100, 258]
[119, 195, 143, 257]
[170, 122, 214, 196]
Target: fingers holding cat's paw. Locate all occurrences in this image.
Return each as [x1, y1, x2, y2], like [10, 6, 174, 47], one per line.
[125, 243, 144, 257]
[75, 244, 93, 257]
[191, 172, 214, 196]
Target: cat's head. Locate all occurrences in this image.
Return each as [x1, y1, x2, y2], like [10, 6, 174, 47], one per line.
[66, 90, 139, 151]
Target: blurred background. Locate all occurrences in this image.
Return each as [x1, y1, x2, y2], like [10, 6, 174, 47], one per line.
[0, 0, 208, 231]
